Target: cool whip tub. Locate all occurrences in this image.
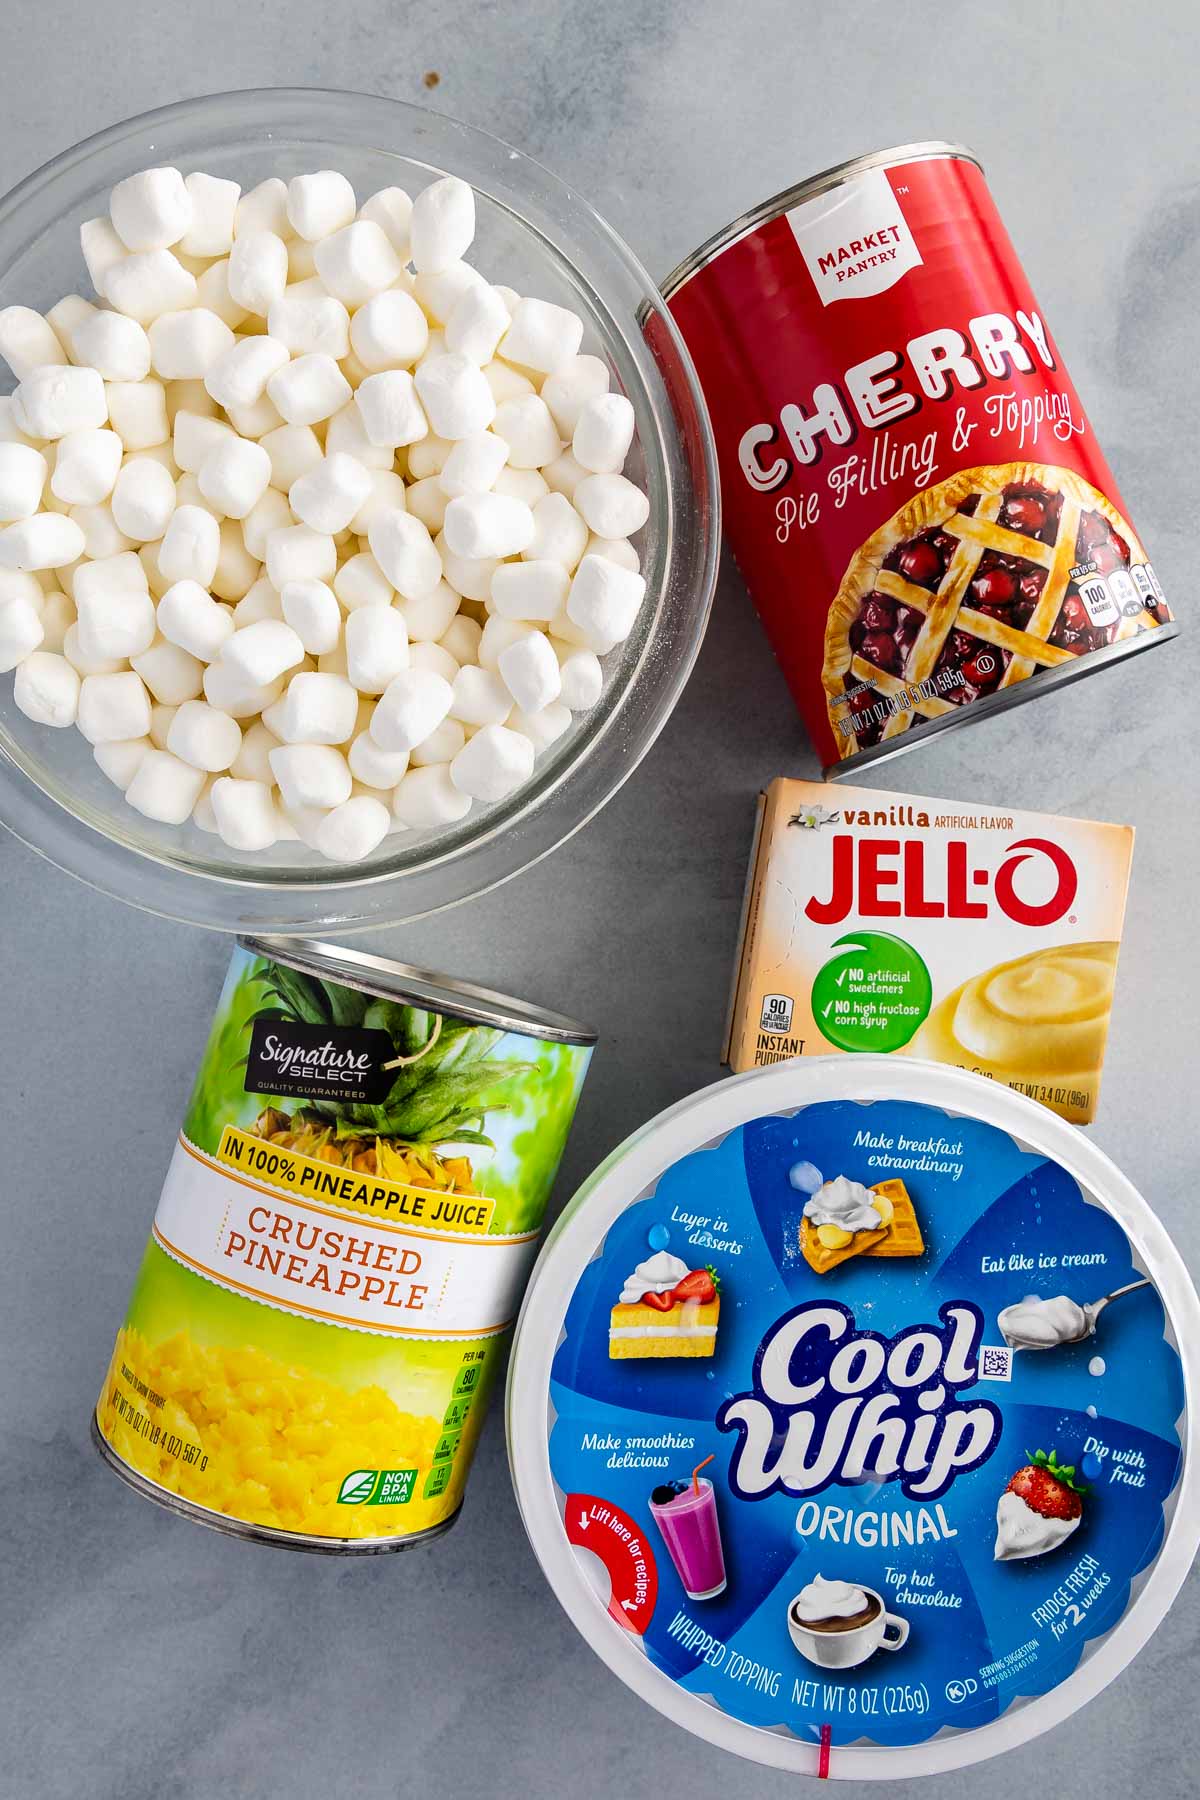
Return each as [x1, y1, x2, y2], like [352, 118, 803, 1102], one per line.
[507, 1059, 1200, 1776]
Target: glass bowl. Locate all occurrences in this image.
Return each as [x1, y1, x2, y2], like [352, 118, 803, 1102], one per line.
[0, 89, 718, 931]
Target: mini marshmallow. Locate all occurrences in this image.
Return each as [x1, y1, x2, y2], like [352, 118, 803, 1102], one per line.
[522, 491, 589, 571]
[313, 221, 403, 305]
[409, 176, 475, 274]
[510, 700, 571, 751]
[265, 524, 336, 590]
[478, 614, 534, 673]
[450, 663, 512, 727]
[46, 295, 98, 361]
[93, 736, 150, 788]
[392, 762, 471, 828]
[106, 380, 169, 451]
[269, 742, 352, 810]
[267, 287, 350, 360]
[358, 186, 413, 255]
[497, 628, 561, 713]
[0, 443, 49, 520]
[0, 513, 86, 571]
[63, 620, 121, 675]
[110, 167, 192, 251]
[180, 172, 240, 257]
[211, 518, 261, 602]
[573, 391, 635, 474]
[350, 289, 429, 372]
[413, 263, 485, 329]
[210, 776, 278, 850]
[227, 231, 290, 316]
[370, 667, 454, 752]
[414, 353, 496, 440]
[268, 353, 352, 426]
[350, 468, 409, 535]
[34, 588, 74, 654]
[355, 371, 428, 448]
[102, 251, 198, 325]
[236, 178, 291, 240]
[74, 551, 156, 658]
[0, 592, 44, 669]
[268, 671, 359, 744]
[158, 579, 234, 660]
[437, 534, 497, 601]
[541, 354, 611, 435]
[158, 504, 221, 587]
[368, 510, 442, 600]
[400, 578, 459, 643]
[438, 431, 509, 498]
[450, 722, 535, 802]
[0, 398, 38, 449]
[194, 259, 248, 330]
[404, 477, 448, 534]
[125, 748, 206, 823]
[408, 640, 460, 684]
[345, 605, 409, 694]
[574, 472, 650, 539]
[111, 456, 177, 542]
[585, 532, 640, 572]
[444, 283, 511, 365]
[233, 576, 284, 625]
[49, 431, 120, 507]
[566, 553, 646, 647]
[407, 435, 452, 479]
[348, 730, 409, 789]
[80, 217, 127, 292]
[197, 436, 271, 519]
[542, 448, 587, 498]
[131, 636, 205, 704]
[231, 719, 279, 783]
[493, 465, 549, 507]
[222, 618, 305, 686]
[150, 703, 179, 753]
[261, 422, 324, 490]
[225, 391, 286, 439]
[553, 641, 604, 711]
[0, 306, 68, 380]
[323, 401, 395, 471]
[77, 669, 152, 743]
[148, 309, 235, 380]
[205, 335, 290, 410]
[409, 715, 466, 767]
[333, 552, 394, 613]
[313, 793, 390, 862]
[493, 395, 560, 470]
[499, 297, 584, 375]
[490, 559, 569, 622]
[13, 367, 107, 441]
[174, 409, 236, 474]
[165, 698, 241, 771]
[281, 578, 341, 653]
[484, 360, 536, 405]
[203, 659, 284, 720]
[287, 171, 357, 243]
[443, 491, 534, 560]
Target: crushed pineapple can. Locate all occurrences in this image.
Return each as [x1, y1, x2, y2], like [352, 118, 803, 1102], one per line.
[94, 937, 595, 1553]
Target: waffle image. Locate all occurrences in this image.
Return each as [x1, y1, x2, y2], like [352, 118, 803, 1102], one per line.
[800, 1178, 923, 1275]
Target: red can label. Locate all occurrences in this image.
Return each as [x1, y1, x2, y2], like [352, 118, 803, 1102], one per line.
[667, 152, 1173, 770]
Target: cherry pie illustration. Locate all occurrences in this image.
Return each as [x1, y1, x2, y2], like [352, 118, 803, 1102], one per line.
[822, 463, 1171, 758]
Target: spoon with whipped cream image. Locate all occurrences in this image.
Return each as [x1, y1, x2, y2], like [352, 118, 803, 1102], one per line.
[997, 1280, 1150, 1351]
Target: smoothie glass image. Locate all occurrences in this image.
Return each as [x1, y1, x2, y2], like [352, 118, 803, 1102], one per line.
[649, 1478, 727, 1599]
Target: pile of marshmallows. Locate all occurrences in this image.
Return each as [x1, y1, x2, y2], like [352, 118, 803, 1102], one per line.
[0, 165, 649, 862]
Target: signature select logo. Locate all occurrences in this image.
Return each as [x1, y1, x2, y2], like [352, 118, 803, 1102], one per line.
[718, 1300, 1001, 1503]
[804, 835, 1078, 927]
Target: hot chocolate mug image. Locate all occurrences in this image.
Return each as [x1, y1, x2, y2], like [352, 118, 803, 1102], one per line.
[787, 1574, 909, 1670]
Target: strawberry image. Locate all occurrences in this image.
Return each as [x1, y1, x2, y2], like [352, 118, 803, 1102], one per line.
[671, 1266, 720, 1304]
[995, 1448, 1087, 1562]
[638, 1290, 677, 1311]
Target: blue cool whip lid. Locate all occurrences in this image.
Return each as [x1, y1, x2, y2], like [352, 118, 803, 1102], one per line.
[507, 1058, 1199, 1777]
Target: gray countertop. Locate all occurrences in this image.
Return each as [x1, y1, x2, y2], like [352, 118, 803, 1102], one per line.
[2, 4, 1196, 1796]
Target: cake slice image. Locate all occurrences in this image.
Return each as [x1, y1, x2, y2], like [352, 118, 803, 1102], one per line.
[799, 1174, 923, 1275]
[608, 1252, 720, 1359]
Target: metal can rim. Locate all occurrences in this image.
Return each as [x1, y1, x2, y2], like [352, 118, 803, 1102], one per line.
[661, 139, 982, 301]
[239, 935, 597, 1047]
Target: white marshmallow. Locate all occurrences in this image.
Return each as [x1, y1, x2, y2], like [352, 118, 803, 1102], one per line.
[553, 641, 604, 711]
[0, 397, 39, 449]
[415, 353, 496, 439]
[48, 430, 119, 507]
[542, 448, 587, 498]
[414, 264, 485, 333]
[406, 435, 452, 479]
[197, 436, 271, 519]
[157, 505, 220, 590]
[490, 559, 569, 622]
[510, 700, 571, 751]
[368, 510, 442, 600]
[355, 371, 428, 448]
[573, 391, 635, 474]
[333, 552, 394, 613]
[111, 456, 177, 542]
[236, 178, 291, 240]
[203, 658, 283, 720]
[269, 742, 352, 810]
[499, 297, 583, 375]
[267, 352, 351, 426]
[94, 736, 150, 788]
[33, 588, 74, 654]
[348, 729, 409, 789]
[0, 513, 86, 571]
[265, 524, 336, 590]
[73, 551, 156, 659]
[125, 748, 206, 823]
[68, 503, 131, 562]
[409, 176, 475, 274]
[80, 217, 126, 292]
[444, 283, 511, 365]
[179, 173, 240, 257]
[231, 718, 279, 782]
[437, 533, 497, 601]
[350, 288, 429, 372]
[267, 286, 350, 359]
[404, 476, 448, 534]
[345, 605, 409, 694]
[14, 367, 107, 441]
[210, 775, 278, 850]
[77, 669, 152, 743]
[44, 295, 97, 361]
[173, 409, 235, 474]
[497, 628, 561, 713]
[350, 468, 408, 535]
[450, 663, 512, 727]
[478, 614, 533, 673]
[194, 259, 248, 330]
[484, 360, 535, 404]
[287, 171, 357, 242]
[313, 793, 390, 861]
[409, 715, 466, 767]
[261, 422, 324, 490]
[102, 251, 198, 325]
[157, 579, 234, 661]
[225, 392, 285, 440]
[313, 221, 403, 305]
[211, 519, 261, 602]
[0, 443, 49, 519]
[370, 667, 454, 752]
[233, 575, 283, 627]
[522, 491, 589, 571]
[493, 465, 549, 506]
[106, 379, 169, 450]
[400, 578, 459, 643]
[223, 618, 305, 686]
[323, 400, 395, 470]
[443, 491, 534, 559]
[574, 472, 650, 539]
[392, 762, 471, 828]
[149, 702, 178, 752]
[227, 231, 290, 316]
[110, 168, 192, 251]
[148, 309, 235, 380]
[205, 334, 290, 409]
[585, 532, 640, 572]
[63, 620, 120, 675]
[566, 553, 646, 647]
[268, 671, 358, 744]
[438, 431, 509, 498]
[450, 722, 535, 802]
[0, 306, 67, 380]
[0, 593, 44, 670]
[439, 614, 483, 666]
[358, 186, 413, 255]
[493, 395, 560, 469]
[131, 636, 205, 704]
[281, 578, 341, 653]
[541, 354, 610, 435]
[408, 640, 460, 684]
[165, 698, 241, 771]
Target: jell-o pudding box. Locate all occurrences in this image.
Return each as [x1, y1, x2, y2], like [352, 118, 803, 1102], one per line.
[726, 779, 1134, 1122]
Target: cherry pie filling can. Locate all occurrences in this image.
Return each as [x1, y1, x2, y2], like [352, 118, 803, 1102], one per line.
[663, 143, 1176, 774]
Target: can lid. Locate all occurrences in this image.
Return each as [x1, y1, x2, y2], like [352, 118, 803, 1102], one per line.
[662, 140, 981, 300]
[239, 936, 597, 1047]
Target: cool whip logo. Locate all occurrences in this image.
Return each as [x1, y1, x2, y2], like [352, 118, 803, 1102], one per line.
[718, 1300, 1000, 1503]
[805, 835, 1078, 928]
[787, 166, 922, 306]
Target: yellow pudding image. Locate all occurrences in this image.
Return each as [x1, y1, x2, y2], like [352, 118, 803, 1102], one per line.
[907, 941, 1119, 1123]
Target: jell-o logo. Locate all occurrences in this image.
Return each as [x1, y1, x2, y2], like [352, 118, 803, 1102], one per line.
[804, 834, 1078, 927]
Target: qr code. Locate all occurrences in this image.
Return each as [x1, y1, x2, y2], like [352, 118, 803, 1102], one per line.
[978, 1345, 1013, 1383]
